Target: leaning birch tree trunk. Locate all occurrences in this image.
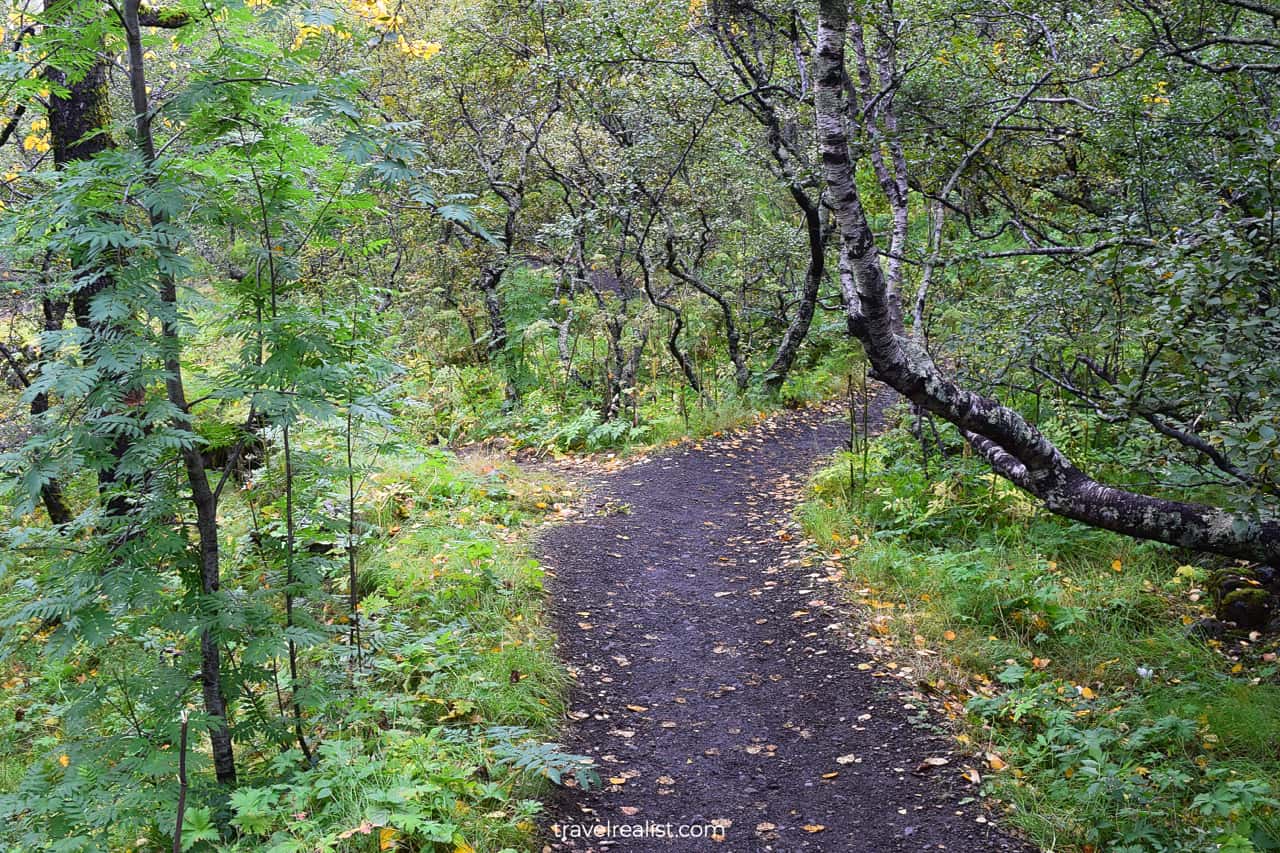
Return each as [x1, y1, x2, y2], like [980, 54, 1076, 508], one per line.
[814, 0, 1280, 564]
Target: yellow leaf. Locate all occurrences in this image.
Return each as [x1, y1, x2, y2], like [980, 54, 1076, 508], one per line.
[942, 630, 957, 642]
[802, 824, 825, 833]
[379, 827, 398, 850]
[453, 842, 475, 853]
[1111, 559, 1123, 572]
[1080, 686, 1096, 699]
[986, 752, 1007, 772]
[58, 754, 69, 768]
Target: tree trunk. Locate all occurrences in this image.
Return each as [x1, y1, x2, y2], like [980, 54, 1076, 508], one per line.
[762, 189, 824, 395]
[662, 235, 748, 391]
[122, 0, 236, 784]
[478, 263, 518, 404]
[35, 299, 72, 525]
[814, 0, 1280, 564]
[45, 47, 127, 517]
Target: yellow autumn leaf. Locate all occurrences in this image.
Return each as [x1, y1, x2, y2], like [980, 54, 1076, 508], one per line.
[943, 630, 957, 641]
[1111, 559, 1123, 572]
[379, 827, 398, 850]
[802, 824, 826, 833]
[58, 754, 69, 768]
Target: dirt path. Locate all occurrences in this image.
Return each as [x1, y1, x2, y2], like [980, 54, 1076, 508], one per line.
[537, 402, 1032, 852]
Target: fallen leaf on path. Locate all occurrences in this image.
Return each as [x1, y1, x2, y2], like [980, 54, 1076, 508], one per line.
[803, 824, 825, 833]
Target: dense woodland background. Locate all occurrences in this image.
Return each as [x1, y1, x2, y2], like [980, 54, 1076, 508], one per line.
[0, 0, 1277, 849]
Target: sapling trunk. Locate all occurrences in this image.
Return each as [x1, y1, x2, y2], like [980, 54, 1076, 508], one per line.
[282, 425, 315, 766]
[861, 362, 870, 489]
[847, 368, 857, 500]
[121, 0, 236, 784]
[171, 709, 189, 853]
[347, 401, 361, 673]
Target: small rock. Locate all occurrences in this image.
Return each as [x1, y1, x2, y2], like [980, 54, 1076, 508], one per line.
[1220, 587, 1272, 630]
[1186, 617, 1228, 639]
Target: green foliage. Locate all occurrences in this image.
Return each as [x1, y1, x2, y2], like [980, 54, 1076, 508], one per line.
[804, 416, 1280, 852]
[0, 1, 584, 849]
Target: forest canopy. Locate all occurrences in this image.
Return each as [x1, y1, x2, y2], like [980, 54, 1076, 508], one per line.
[0, 0, 1276, 849]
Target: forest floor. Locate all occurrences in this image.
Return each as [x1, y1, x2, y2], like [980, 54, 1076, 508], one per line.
[534, 399, 1034, 852]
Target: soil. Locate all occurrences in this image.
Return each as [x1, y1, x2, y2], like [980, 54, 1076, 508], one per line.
[536, 398, 1035, 852]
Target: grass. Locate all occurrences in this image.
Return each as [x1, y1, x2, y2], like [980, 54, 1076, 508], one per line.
[0, 413, 588, 851]
[800, 418, 1280, 853]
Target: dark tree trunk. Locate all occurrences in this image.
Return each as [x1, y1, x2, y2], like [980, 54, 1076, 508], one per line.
[45, 48, 137, 518]
[662, 235, 748, 392]
[37, 43, 123, 521]
[762, 187, 824, 396]
[1, 303, 72, 524]
[478, 263, 518, 404]
[814, 0, 1280, 564]
[35, 299, 72, 525]
[122, 0, 236, 784]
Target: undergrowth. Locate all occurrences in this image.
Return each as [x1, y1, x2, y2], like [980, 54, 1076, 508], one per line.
[395, 308, 860, 454]
[801, 415, 1280, 853]
[0, 440, 593, 851]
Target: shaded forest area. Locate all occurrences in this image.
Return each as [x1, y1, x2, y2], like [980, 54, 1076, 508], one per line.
[0, 0, 1277, 849]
